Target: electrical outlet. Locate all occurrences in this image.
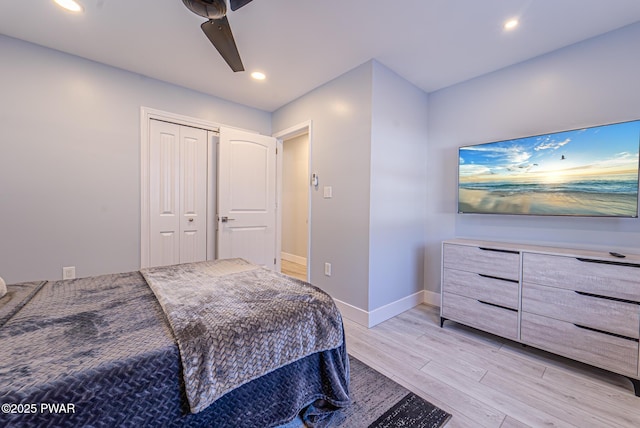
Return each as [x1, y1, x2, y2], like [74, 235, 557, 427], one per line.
[324, 262, 331, 276]
[63, 266, 76, 280]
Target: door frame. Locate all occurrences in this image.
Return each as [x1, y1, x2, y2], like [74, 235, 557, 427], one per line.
[273, 120, 313, 282]
[140, 107, 220, 268]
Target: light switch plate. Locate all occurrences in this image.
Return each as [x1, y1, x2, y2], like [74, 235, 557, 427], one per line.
[323, 186, 332, 198]
[324, 262, 332, 276]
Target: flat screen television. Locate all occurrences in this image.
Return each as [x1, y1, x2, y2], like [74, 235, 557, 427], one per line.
[458, 119, 640, 217]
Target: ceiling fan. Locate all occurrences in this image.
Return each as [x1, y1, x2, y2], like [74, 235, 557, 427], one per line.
[182, 0, 254, 72]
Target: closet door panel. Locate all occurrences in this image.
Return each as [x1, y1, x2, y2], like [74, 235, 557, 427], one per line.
[179, 126, 208, 264]
[150, 120, 181, 267]
[150, 120, 207, 267]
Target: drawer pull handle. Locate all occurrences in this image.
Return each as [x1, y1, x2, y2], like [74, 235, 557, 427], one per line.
[478, 273, 519, 284]
[576, 257, 640, 269]
[476, 300, 518, 312]
[479, 247, 520, 255]
[574, 290, 640, 306]
[573, 323, 639, 343]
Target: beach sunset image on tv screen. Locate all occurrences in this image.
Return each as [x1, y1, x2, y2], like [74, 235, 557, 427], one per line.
[458, 120, 640, 217]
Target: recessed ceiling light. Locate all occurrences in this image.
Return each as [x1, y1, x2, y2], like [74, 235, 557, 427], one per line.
[251, 72, 266, 81]
[504, 19, 519, 30]
[54, 0, 83, 13]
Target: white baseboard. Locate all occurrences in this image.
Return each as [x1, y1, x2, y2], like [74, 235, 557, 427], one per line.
[333, 299, 369, 327]
[281, 252, 307, 266]
[334, 290, 437, 328]
[423, 290, 441, 307]
[368, 291, 425, 327]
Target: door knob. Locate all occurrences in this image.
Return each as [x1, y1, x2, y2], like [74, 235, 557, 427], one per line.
[220, 216, 235, 223]
[188, 218, 194, 222]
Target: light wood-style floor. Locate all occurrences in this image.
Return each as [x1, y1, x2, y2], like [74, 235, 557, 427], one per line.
[343, 304, 640, 428]
[281, 259, 307, 281]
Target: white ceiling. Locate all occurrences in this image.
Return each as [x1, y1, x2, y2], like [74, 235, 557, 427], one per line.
[2, 0, 640, 112]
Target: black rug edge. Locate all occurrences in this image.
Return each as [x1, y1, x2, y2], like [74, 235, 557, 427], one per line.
[367, 391, 452, 428]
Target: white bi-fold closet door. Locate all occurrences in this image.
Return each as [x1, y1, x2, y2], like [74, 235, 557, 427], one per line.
[149, 119, 209, 267]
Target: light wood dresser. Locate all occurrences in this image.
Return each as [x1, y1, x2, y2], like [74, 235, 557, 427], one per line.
[440, 238, 640, 395]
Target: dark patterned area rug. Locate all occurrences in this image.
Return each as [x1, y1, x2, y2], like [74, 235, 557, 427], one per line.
[367, 392, 451, 428]
[279, 355, 451, 427]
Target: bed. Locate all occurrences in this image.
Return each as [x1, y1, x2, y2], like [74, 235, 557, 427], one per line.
[0, 259, 350, 427]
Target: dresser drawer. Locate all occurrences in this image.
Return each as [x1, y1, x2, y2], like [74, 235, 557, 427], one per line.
[522, 282, 640, 339]
[443, 243, 520, 281]
[523, 253, 640, 302]
[521, 312, 639, 377]
[441, 292, 518, 340]
[444, 268, 519, 310]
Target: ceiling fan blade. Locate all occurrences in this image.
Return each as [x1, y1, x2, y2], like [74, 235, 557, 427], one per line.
[201, 16, 245, 72]
[229, 0, 253, 11]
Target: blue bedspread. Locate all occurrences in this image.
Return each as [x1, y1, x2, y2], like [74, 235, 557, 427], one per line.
[0, 271, 349, 427]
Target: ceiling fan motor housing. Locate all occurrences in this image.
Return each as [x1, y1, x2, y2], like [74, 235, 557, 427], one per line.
[182, 0, 227, 20]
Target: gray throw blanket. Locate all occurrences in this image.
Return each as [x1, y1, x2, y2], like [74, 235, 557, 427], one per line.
[140, 259, 344, 414]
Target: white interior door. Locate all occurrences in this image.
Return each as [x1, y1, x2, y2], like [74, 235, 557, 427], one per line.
[218, 127, 277, 268]
[149, 120, 208, 267]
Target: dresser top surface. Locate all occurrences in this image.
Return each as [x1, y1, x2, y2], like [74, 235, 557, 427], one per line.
[444, 238, 640, 264]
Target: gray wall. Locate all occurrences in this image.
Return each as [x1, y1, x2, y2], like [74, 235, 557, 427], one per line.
[425, 22, 640, 295]
[273, 62, 373, 310]
[4, 20, 638, 312]
[0, 35, 271, 283]
[273, 60, 430, 313]
[369, 61, 429, 309]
